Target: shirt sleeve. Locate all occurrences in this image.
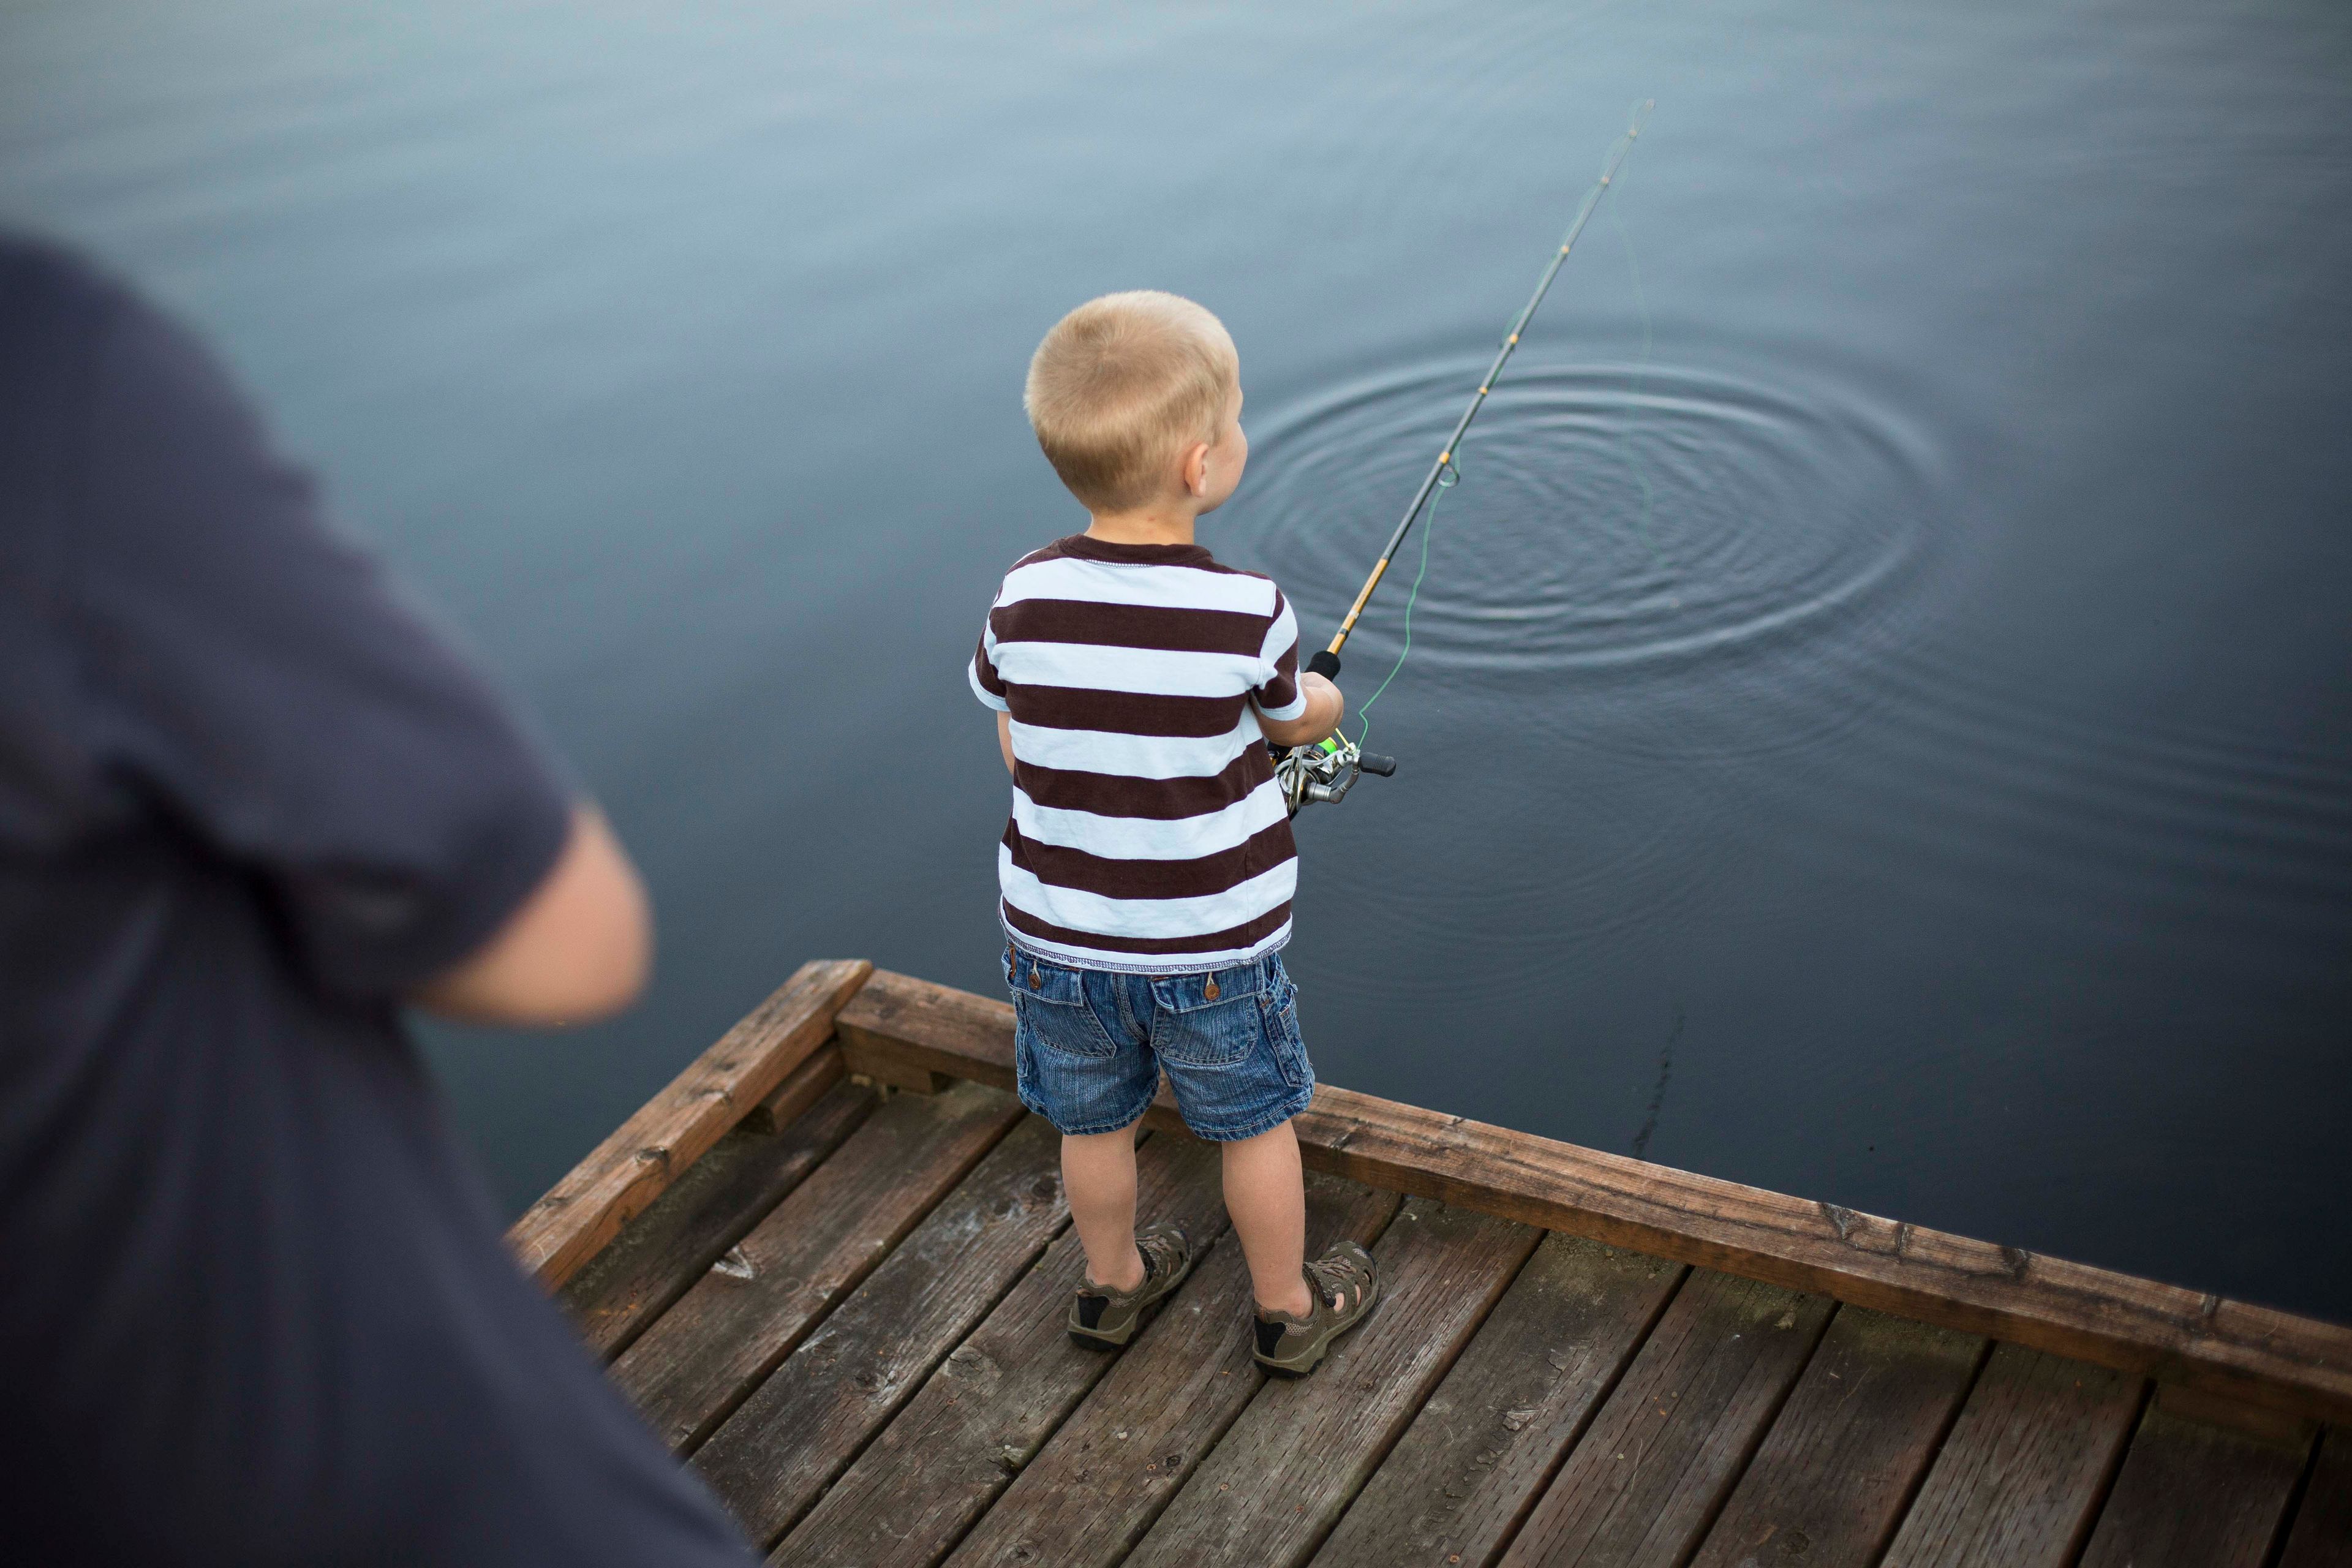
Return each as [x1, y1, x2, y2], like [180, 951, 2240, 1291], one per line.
[969, 613, 1010, 713]
[1251, 589, 1307, 722]
[66, 293, 575, 1001]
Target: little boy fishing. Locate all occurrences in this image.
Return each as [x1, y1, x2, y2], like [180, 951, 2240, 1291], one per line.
[970, 290, 1379, 1373]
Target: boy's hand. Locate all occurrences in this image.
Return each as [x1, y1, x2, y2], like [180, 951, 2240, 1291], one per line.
[1260, 673, 1344, 749]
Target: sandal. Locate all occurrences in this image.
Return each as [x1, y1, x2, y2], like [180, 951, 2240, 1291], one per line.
[1253, 1240, 1379, 1376]
[1068, 1221, 1197, 1349]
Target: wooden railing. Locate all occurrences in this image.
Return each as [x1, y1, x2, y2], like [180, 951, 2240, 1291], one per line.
[507, 959, 872, 1287]
[515, 959, 2352, 1428]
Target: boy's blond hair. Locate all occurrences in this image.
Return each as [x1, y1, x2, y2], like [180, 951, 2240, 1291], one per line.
[1024, 291, 1238, 512]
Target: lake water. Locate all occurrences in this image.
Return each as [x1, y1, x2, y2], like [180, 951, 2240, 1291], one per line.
[6, 0, 2349, 1319]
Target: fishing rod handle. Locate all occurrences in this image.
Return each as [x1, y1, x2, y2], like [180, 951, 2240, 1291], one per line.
[1306, 649, 1341, 680]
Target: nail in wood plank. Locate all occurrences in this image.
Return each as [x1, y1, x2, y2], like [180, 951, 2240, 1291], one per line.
[612, 1079, 1022, 1452]
[1881, 1344, 2143, 1568]
[1497, 1272, 1836, 1567]
[1688, 1308, 1984, 1568]
[1126, 1199, 1540, 1568]
[1313, 1235, 1686, 1568]
[2076, 1404, 2310, 1568]
[560, 1066, 873, 1361]
[691, 1115, 1072, 1549]
[769, 1135, 1229, 1568]
[510, 958, 873, 1287]
[943, 1175, 1404, 1568]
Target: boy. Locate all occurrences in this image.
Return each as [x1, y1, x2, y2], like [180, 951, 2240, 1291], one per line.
[970, 290, 1378, 1376]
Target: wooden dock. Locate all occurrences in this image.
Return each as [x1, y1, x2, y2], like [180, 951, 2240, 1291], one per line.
[513, 960, 2352, 1566]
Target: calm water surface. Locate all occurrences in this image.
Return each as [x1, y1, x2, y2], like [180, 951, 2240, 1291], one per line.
[6, 1, 2349, 1316]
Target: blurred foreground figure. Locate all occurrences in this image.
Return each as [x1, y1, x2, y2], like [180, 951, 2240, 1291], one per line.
[0, 235, 756, 1565]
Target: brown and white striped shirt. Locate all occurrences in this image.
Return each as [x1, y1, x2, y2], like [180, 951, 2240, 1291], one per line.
[971, 534, 1305, 973]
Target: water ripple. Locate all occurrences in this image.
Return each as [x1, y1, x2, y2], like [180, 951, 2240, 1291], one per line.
[1235, 355, 1951, 680]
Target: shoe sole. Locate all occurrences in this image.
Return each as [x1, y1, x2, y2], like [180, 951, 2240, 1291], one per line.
[1254, 1275, 1381, 1378]
[1067, 1251, 1200, 1349]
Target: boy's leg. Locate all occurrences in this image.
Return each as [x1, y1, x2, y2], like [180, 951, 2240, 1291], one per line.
[1221, 1120, 1313, 1317]
[1063, 1125, 1146, 1292]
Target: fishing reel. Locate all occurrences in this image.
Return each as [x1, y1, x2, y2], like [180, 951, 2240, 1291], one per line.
[1273, 734, 1396, 815]
[1273, 647, 1396, 815]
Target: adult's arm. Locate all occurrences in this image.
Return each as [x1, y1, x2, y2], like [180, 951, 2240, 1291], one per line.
[415, 804, 650, 1025]
[71, 273, 635, 1018]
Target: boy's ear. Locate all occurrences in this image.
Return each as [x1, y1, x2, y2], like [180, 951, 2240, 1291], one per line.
[1182, 440, 1212, 497]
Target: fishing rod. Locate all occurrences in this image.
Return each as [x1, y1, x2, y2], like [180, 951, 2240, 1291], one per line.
[1276, 100, 1654, 815]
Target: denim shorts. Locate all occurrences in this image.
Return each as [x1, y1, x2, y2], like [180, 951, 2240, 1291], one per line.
[1004, 945, 1315, 1142]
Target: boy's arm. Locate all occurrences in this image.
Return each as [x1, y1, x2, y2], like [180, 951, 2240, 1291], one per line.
[1257, 673, 1344, 748]
[973, 622, 1013, 777]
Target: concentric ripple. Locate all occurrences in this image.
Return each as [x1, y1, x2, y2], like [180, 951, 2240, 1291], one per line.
[1234, 356, 1951, 681]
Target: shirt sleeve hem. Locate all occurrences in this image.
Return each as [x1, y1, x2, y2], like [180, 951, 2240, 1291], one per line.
[969, 659, 1011, 712]
[360, 788, 575, 1000]
[1254, 695, 1309, 723]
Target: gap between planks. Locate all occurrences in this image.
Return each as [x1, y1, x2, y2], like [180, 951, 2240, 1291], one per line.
[835, 967, 2352, 1428]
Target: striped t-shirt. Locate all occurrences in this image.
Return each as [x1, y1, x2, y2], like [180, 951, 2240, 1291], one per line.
[970, 533, 1306, 973]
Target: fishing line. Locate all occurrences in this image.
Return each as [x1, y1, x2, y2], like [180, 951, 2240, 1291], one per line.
[1275, 99, 1654, 815]
[1350, 458, 1460, 755]
[1354, 104, 1659, 746]
[1610, 184, 1667, 578]
[1311, 97, 1654, 678]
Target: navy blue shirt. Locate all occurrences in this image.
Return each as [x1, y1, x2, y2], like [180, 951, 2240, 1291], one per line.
[0, 237, 755, 1566]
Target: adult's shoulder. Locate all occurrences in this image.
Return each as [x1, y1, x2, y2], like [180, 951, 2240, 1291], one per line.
[0, 232, 194, 424]
[0, 235, 162, 846]
[2, 229, 284, 519]
[0, 233, 149, 498]
[0, 230, 138, 326]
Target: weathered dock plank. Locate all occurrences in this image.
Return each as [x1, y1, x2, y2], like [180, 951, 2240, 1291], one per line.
[742, 1039, 858, 1134]
[2076, 1404, 2310, 1568]
[1496, 1272, 1835, 1567]
[1126, 1199, 1542, 1568]
[2274, 1427, 2352, 1567]
[767, 1134, 1229, 1568]
[1310, 1236, 1686, 1568]
[1880, 1343, 2143, 1568]
[943, 1176, 1403, 1568]
[690, 1115, 1071, 1549]
[511, 957, 873, 1287]
[559, 1065, 873, 1360]
[1687, 1308, 1984, 1568]
[835, 968, 2352, 1424]
[836, 968, 1009, 1086]
[612, 1079, 1022, 1451]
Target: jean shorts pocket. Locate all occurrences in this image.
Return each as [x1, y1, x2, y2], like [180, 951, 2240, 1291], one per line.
[1154, 993, 1268, 1069]
[1012, 969, 1118, 1060]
